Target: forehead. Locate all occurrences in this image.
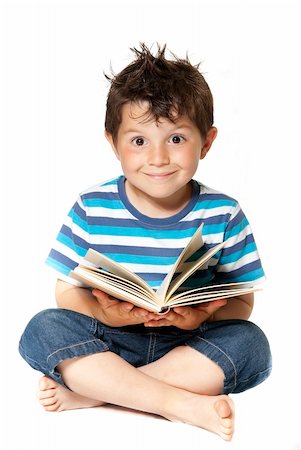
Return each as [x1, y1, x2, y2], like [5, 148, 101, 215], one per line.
[119, 101, 194, 129]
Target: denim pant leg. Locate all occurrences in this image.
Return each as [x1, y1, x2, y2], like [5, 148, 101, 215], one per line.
[186, 319, 272, 394]
[19, 308, 110, 385]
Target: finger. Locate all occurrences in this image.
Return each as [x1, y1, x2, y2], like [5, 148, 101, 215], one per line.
[204, 299, 227, 315]
[133, 309, 156, 321]
[119, 302, 135, 312]
[92, 289, 112, 301]
[144, 319, 171, 327]
[172, 306, 192, 317]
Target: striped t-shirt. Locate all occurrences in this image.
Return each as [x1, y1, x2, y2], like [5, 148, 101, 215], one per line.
[46, 176, 265, 290]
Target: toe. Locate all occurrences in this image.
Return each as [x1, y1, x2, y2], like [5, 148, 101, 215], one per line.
[220, 417, 232, 429]
[40, 397, 57, 407]
[44, 402, 61, 412]
[220, 431, 233, 441]
[39, 376, 57, 391]
[215, 398, 232, 419]
[37, 388, 56, 400]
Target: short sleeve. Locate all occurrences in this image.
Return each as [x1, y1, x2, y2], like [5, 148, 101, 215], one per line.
[45, 195, 90, 286]
[215, 203, 265, 284]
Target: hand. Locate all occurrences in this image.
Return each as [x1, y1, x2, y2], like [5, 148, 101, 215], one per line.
[91, 289, 157, 327]
[144, 299, 227, 330]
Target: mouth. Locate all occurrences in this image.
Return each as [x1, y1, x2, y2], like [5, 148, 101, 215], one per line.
[143, 172, 176, 180]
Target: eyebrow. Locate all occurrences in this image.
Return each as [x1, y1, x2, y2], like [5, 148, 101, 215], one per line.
[122, 124, 194, 134]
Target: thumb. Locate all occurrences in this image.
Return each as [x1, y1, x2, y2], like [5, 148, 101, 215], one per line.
[119, 302, 135, 312]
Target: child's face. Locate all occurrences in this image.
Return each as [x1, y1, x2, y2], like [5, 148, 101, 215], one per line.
[106, 101, 217, 216]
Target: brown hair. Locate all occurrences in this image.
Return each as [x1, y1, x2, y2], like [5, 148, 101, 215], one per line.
[105, 43, 214, 142]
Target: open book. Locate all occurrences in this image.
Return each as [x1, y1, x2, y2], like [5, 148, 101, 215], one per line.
[70, 224, 259, 313]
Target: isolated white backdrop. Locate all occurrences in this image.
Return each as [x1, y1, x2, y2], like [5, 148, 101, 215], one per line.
[1, 0, 300, 449]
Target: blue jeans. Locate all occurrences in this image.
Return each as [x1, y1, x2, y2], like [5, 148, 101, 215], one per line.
[19, 308, 272, 394]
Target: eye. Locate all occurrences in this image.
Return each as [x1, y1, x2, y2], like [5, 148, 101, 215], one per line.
[169, 134, 185, 144]
[132, 137, 145, 146]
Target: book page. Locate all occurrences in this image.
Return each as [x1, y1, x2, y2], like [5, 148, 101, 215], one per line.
[167, 287, 257, 307]
[166, 281, 258, 306]
[156, 223, 204, 300]
[169, 281, 256, 301]
[164, 240, 227, 301]
[71, 266, 160, 312]
[84, 249, 155, 296]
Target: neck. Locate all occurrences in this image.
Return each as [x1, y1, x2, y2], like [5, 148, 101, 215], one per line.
[124, 181, 193, 218]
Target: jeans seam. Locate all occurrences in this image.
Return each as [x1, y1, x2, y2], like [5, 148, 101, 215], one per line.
[195, 336, 238, 390]
[46, 339, 108, 363]
[89, 318, 99, 335]
[146, 334, 156, 364]
[239, 366, 272, 385]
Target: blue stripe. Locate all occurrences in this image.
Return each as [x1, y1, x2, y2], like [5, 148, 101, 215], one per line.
[224, 268, 265, 283]
[84, 215, 231, 230]
[202, 222, 227, 235]
[83, 198, 125, 209]
[224, 217, 249, 240]
[104, 253, 178, 266]
[86, 216, 202, 229]
[91, 244, 183, 257]
[226, 209, 247, 231]
[47, 249, 78, 271]
[57, 232, 88, 257]
[69, 210, 89, 232]
[217, 260, 264, 282]
[60, 224, 89, 251]
[72, 202, 87, 221]
[193, 197, 237, 211]
[81, 225, 198, 239]
[202, 213, 231, 226]
[46, 256, 73, 276]
[221, 234, 255, 257]
[137, 272, 166, 282]
[148, 281, 160, 288]
[219, 242, 258, 265]
[82, 191, 120, 201]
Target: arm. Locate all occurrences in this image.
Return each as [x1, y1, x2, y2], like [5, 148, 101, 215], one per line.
[144, 293, 254, 330]
[55, 280, 156, 327]
[208, 293, 254, 322]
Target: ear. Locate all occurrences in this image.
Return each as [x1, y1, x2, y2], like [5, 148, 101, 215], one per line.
[200, 127, 218, 160]
[105, 131, 120, 160]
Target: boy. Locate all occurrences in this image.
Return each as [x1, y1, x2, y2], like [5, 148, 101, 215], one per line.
[19, 44, 271, 441]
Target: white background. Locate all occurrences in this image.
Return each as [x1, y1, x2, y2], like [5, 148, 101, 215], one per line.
[1, 0, 300, 449]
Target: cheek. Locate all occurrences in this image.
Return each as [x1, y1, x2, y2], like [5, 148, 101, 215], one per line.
[119, 152, 143, 171]
[180, 152, 200, 169]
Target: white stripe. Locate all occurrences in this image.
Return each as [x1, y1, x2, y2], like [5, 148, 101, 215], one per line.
[185, 205, 235, 221]
[85, 206, 135, 219]
[223, 227, 251, 248]
[87, 233, 193, 249]
[59, 220, 198, 252]
[112, 257, 218, 276]
[84, 203, 236, 221]
[120, 262, 174, 274]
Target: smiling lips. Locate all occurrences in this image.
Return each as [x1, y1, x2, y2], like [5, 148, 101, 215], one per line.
[144, 171, 176, 179]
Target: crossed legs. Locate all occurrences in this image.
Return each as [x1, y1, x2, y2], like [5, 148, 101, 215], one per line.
[38, 345, 234, 440]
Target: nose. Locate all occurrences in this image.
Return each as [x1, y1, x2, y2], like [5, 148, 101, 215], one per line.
[147, 143, 170, 166]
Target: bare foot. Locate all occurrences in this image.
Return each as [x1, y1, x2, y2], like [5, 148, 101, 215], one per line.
[37, 376, 104, 412]
[167, 394, 235, 441]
